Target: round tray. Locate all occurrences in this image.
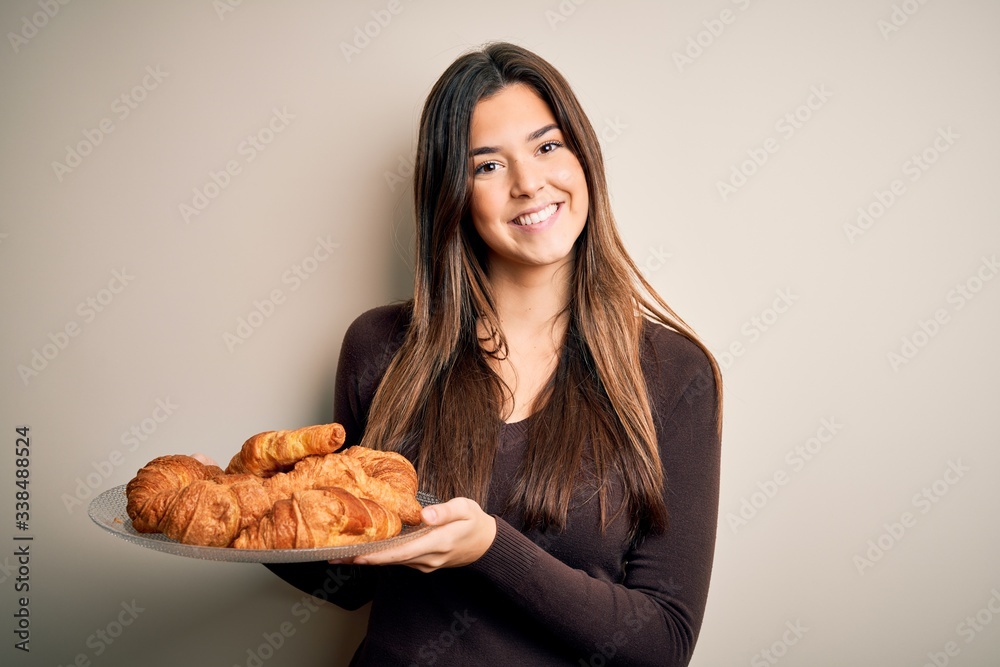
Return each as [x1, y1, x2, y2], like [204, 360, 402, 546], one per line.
[89, 485, 437, 563]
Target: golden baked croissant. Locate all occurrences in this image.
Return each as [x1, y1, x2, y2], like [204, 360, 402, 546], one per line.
[232, 487, 403, 549]
[225, 423, 347, 477]
[264, 449, 423, 525]
[342, 446, 419, 497]
[126, 459, 275, 546]
[125, 455, 223, 532]
[124, 429, 423, 548]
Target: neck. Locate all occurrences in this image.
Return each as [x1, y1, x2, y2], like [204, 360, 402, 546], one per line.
[487, 257, 574, 335]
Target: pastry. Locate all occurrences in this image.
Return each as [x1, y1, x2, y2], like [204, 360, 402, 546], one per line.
[123, 425, 422, 549]
[232, 487, 403, 549]
[225, 423, 347, 477]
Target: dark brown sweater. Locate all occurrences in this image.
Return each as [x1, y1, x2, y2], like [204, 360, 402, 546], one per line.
[267, 303, 721, 666]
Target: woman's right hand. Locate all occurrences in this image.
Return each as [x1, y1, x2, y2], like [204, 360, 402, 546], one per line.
[333, 497, 498, 573]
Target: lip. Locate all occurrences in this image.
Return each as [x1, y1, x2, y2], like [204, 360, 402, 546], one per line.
[508, 202, 562, 232]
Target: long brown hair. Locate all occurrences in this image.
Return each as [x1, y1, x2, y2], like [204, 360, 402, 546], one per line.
[360, 42, 721, 538]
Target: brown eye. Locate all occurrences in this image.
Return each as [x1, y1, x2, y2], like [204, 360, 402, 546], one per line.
[538, 140, 563, 155]
[474, 161, 500, 175]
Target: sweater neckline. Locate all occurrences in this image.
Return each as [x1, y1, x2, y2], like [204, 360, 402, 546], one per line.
[501, 416, 531, 439]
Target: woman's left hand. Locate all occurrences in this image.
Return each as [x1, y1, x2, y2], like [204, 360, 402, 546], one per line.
[342, 497, 497, 573]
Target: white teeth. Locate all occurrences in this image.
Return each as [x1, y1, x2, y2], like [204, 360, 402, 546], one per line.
[513, 203, 557, 226]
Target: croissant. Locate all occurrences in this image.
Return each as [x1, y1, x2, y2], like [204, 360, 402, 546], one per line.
[342, 446, 419, 497]
[125, 460, 271, 546]
[124, 431, 423, 548]
[225, 423, 346, 477]
[264, 449, 423, 525]
[232, 487, 403, 549]
[125, 455, 223, 532]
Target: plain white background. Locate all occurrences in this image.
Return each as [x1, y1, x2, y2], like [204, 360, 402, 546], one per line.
[2, 1, 999, 665]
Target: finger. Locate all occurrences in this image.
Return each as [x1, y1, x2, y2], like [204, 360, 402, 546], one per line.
[327, 557, 355, 565]
[355, 527, 444, 565]
[421, 497, 475, 526]
[190, 452, 219, 466]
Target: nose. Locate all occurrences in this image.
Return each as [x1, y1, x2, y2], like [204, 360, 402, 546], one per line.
[509, 158, 544, 198]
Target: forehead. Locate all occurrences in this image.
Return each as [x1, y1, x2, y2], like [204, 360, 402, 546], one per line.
[470, 84, 558, 142]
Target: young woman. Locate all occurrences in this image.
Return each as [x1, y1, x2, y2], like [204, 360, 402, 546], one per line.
[267, 42, 722, 666]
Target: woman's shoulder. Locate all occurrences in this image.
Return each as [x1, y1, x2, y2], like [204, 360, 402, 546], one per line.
[344, 301, 412, 339]
[641, 319, 713, 374]
[338, 301, 412, 375]
[640, 318, 718, 408]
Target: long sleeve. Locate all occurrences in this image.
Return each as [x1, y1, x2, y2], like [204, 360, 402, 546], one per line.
[263, 305, 722, 666]
[465, 324, 721, 666]
[263, 304, 412, 610]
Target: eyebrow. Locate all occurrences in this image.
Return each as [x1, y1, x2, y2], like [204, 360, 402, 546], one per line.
[469, 123, 560, 157]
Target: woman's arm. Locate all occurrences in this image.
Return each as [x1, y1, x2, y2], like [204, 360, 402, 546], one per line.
[471, 365, 720, 666]
[263, 305, 412, 609]
[360, 332, 721, 665]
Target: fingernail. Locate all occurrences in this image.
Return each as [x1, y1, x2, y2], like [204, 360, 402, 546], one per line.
[423, 507, 437, 523]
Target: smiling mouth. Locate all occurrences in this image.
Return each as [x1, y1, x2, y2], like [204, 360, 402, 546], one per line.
[511, 203, 559, 226]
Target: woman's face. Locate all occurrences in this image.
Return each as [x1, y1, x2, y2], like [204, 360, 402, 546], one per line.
[468, 83, 589, 277]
